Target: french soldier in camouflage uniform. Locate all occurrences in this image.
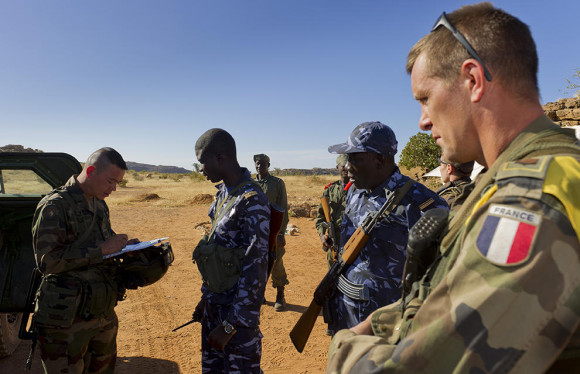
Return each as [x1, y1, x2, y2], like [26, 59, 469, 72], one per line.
[254, 153, 289, 312]
[325, 122, 448, 334]
[315, 154, 351, 269]
[327, 3, 580, 373]
[195, 129, 270, 373]
[32, 147, 136, 374]
[435, 158, 474, 209]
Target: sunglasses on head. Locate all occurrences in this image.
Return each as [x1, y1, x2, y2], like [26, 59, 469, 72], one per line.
[432, 12, 493, 81]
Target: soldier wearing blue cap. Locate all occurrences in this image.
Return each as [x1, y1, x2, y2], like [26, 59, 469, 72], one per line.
[326, 121, 448, 334]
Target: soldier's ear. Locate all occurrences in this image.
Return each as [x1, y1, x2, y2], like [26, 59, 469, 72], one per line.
[86, 166, 96, 178]
[447, 164, 454, 174]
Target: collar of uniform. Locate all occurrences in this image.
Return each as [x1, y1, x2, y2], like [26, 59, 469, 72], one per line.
[216, 167, 252, 194]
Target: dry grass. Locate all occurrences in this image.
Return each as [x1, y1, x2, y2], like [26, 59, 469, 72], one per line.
[108, 172, 339, 208]
[108, 170, 441, 208]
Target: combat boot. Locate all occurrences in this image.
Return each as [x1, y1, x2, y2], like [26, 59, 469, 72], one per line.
[274, 286, 285, 312]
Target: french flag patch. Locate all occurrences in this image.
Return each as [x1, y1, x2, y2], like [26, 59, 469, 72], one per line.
[476, 204, 541, 265]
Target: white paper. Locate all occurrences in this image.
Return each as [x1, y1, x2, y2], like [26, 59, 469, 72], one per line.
[103, 237, 169, 259]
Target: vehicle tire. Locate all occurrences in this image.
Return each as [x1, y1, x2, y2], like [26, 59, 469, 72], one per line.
[0, 312, 22, 357]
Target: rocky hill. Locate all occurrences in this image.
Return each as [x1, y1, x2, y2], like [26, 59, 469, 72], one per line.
[125, 161, 191, 174]
[0, 144, 43, 153]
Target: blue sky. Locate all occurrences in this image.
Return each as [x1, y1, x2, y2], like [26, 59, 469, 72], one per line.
[2, 1, 579, 171]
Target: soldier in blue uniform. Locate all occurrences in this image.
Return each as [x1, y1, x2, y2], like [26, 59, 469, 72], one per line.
[326, 121, 448, 333]
[193, 128, 270, 373]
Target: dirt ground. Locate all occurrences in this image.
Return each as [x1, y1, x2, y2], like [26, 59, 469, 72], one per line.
[0, 203, 331, 374]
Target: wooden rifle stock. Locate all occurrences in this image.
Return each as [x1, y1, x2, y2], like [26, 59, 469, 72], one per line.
[289, 227, 369, 352]
[320, 196, 338, 261]
[267, 203, 285, 277]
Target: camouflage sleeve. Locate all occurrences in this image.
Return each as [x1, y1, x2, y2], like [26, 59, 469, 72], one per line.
[278, 178, 289, 234]
[315, 187, 330, 237]
[32, 199, 103, 274]
[226, 191, 270, 327]
[327, 192, 580, 372]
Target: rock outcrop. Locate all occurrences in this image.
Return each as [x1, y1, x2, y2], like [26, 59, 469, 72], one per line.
[543, 97, 580, 128]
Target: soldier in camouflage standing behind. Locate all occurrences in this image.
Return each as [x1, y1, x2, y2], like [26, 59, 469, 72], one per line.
[314, 154, 351, 269]
[327, 3, 580, 372]
[253, 153, 289, 312]
[435, 158, 474, 208]
[194, 129, 270, 373]
[32, 147, 137, 374]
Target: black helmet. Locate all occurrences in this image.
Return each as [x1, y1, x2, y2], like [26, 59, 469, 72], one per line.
[118, 242, 174, 289]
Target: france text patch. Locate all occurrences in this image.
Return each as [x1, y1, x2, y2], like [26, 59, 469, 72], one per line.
[476, 204, 540, 265]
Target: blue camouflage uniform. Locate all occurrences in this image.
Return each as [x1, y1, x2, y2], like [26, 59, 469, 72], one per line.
[326, 121, 449, 333]
[327, 168, 448, 332]
[200, 168, 270, 373]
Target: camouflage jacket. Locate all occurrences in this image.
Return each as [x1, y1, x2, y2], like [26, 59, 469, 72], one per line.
[203, 168, 270, 328]
[327, 116, 580, 373]
[315, 180, 349, 243]
[255, 173, 288, 235]
[32, 176, 119, 322]
[435, 177, 472, 208]
[32, 176, 115, 275]
[327, 168, 448, 331]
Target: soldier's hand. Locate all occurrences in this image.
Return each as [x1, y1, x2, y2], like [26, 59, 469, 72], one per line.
[208, 324, 235, 351]
[349, 312, 374, 335]
[127, 238, 140, 245]
[320, 234, 333, 250]
[101, 234, 128, 255]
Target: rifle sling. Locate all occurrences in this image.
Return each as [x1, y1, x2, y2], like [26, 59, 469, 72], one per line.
[341, 178, 415, 264]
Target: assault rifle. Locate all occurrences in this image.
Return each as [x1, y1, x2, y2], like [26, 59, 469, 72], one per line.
[319, 196, 338, 262]
[290, 185, 410, 353]
[20, 268, 41, 370]
[267, 203, 285, 277]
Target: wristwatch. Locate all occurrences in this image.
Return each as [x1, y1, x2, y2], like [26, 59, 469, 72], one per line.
[222, 320, 237, 335]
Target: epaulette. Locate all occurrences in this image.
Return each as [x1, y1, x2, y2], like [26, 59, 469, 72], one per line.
[496, 156, 552, 181]
[324, 182, 333, 190]
[344, 181, 353, 191]
[244, 191, 258, 199]
[419, 198, 435, 211]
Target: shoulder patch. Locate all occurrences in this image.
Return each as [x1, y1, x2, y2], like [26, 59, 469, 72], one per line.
[43, 206, 59, 220]
[543, 155, 580, 243]
[475, 204, 540, 266]
[244, 191, 258, 199]
[496, 156, 553, 181]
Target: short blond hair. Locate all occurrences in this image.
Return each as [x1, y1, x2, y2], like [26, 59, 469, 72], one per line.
[407, 2, 538, 99]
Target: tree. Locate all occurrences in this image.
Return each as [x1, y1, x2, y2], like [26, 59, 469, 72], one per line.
[399, 132, 440, 172]
[565, 68, 580, 98]
[561, 68, 580, 98]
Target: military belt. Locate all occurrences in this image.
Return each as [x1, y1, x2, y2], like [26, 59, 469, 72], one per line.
[337, 274, 369, 301]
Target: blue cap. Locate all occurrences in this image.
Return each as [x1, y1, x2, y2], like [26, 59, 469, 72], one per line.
[328, 121, 398, 156]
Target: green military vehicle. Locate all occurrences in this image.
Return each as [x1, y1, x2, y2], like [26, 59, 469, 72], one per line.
[0, 152, 81, 357]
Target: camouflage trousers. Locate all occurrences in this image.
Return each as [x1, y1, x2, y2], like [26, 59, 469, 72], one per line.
[201, 303, 263, 374]
[270, 243, 288, 288]
[36, 313, 118, 374]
